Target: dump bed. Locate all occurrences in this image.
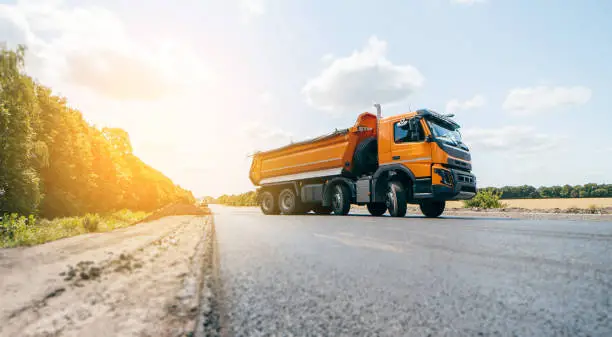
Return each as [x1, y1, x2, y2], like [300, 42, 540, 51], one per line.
[249, 113, 377, 185]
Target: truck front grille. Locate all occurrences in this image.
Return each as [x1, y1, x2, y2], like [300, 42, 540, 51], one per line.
[457, 174, 475, 185]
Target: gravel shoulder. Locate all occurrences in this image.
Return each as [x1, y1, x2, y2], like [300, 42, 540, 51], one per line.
[354, 205, 612, 222]
[0, 215, 217, 337]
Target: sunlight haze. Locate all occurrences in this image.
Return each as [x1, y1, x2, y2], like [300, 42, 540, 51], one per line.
[2, 0, 611, 197]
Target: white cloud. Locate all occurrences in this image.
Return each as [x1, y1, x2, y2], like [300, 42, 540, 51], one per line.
[445, 94, 485, 113]
[0, 1, 210, 100]
[451, 0, 486, 5]
[502, 85, 591, 115]
[243, 122, 293, 152]
[240, 0, 265, 17]
[462, 126, 562, 156]
[321, 53, 334, 64]
[259, 91, 273, 105]
[303, 36, 424, 112]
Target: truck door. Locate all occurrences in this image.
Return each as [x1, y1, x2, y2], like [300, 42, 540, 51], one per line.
[390, 117, 432, 178]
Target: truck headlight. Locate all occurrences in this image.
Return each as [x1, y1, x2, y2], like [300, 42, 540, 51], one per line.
[434, 168, 453, 186]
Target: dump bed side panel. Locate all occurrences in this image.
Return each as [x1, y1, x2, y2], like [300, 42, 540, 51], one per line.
[249, 112, 377, 186]
[261, 134, 348, 178]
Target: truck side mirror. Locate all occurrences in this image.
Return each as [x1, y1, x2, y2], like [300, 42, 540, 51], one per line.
[425, 135, 434, 143]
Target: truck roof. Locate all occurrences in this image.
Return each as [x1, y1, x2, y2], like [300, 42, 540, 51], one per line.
[380, 109, 460, 130]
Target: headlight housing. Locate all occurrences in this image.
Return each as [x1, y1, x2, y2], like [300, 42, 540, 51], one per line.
[434, 168, 453, 186]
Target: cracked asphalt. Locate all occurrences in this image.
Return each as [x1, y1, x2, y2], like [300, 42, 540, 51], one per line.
[212, 205, 612, 337]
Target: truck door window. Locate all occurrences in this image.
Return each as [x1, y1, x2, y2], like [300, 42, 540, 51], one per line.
[394, 119, 424, 143]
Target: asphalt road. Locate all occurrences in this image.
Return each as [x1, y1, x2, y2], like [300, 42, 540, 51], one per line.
[212, 205, 612, 337]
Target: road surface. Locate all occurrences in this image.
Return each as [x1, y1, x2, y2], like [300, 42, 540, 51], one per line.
[213, 205, 612, 336]
[1, 207, 611, 336]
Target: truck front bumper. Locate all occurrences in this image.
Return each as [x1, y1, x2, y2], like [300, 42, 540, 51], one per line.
[432, 168, 477, 200]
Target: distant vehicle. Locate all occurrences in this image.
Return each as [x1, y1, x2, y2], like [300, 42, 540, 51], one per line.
[249, 105, 476, 218]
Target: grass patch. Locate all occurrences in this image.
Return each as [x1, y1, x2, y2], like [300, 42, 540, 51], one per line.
[0, 210, 149, 248]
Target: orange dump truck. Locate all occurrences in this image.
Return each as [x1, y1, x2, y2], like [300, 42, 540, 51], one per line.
[249, 105, 476, 217]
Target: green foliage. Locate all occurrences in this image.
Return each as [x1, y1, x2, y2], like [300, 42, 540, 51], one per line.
[0, 210, 148, 247]
[479, 184, 612, 199]
[0, 214, 35, 245]
[215, 191, 258, 206]
[463, 190, 507, 209]
[0, 45, 42, 215]
[0, 45, 195, 218]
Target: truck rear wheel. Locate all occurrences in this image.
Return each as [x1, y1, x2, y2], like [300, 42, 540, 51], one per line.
[419, 200, 445, 218]
[260, 191, 280, 215]
[366, 202, 387, 216]
[278, 188, 302, 215]
[386, 181, 407, 217]
[330, 184, 351, 215]
[313, 205, 332, 215]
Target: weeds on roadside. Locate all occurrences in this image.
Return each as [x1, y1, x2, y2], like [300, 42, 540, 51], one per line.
[0, 210, 149, 248]
[463, 190, 508, 209]
[587, 204, 603, 214]
[82, 214, 101, 232]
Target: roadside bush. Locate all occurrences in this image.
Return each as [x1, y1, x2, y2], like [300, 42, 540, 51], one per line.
[1, 214, 37, 247]
[82, 214, 101, 232]
[463, 190, 507, 209]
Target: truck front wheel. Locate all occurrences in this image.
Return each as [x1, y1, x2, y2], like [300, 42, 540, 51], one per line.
[419, 200, 445, 218]
[386, 181, 407, 217]
[366, 203, 387, 216]
[330, 184, 351, 215]
[260, 191, 280, 215]
[278, 188, 302, 215]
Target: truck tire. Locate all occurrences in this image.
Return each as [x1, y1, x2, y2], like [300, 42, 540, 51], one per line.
[330, 184, 351, 215]
[259, 191, 280, 215]
[278, 188, 305, 215]
[419, 200, 445, 218]
[313, 205, 332, 215]
[366, 202, 387, 216]
[386, 181, 407, 217]
[352, 137, 378, 176]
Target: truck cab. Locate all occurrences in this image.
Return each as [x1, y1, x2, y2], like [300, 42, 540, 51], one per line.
[376, 109, 476, 202]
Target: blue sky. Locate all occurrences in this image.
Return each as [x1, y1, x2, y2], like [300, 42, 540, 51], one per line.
[1, 0, 611, 196]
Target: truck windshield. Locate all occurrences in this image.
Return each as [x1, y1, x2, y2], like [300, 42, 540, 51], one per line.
[427, 120, 464, 147]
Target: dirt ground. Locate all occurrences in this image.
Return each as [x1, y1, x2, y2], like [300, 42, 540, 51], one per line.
[0, 215, 218, 337]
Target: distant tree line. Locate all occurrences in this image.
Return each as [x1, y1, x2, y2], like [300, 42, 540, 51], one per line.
[1, 45, 194, 218]
[210, 191, 258, 206]
[211, 183, 612, 206]
[477, 184, 612, 199]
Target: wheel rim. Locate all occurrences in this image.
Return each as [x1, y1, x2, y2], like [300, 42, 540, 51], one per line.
[281, 193, 294, 210]
[386, 188, 396, 213]
[262, 195, 272, 211]
[332, 186, 342, 211]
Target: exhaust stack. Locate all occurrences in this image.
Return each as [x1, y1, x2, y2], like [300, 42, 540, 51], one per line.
[374, 103, 382, 138]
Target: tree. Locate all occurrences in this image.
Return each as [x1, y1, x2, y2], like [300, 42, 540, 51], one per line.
[1, 45, 195, 217]
[0, 45, 41, 215]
